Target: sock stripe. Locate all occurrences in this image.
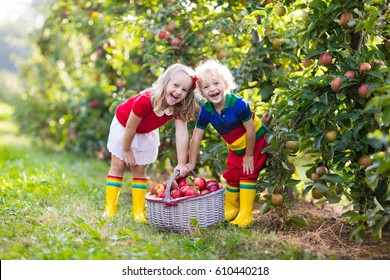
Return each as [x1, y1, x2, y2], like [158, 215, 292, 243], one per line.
[226, 184, 239, 193]
[240, 180, 257, 190]
[106, 175, 123, 188]
[132, 178, 147, 190]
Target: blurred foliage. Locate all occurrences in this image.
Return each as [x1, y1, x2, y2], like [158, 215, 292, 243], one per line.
[13, 0, 390, 242]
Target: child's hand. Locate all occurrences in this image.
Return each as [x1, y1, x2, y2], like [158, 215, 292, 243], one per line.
[174, 163, 189, 177]
[123, 150, 135, 167]
[243, 155, 254, 174]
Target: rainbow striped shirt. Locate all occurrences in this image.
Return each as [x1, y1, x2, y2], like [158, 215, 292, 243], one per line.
[196, 93, 269, 155]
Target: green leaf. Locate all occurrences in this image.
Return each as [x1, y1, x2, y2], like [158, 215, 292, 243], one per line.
[350, 225, 365, 243]
[287, 215, 309, 228]
[190, 218, 199, 228]
[78, 222, 101, 240]
[321, 174, 344, 184]
[309, 0, 327, 10]
[260, 202, 271, 214]
[372, 215, 390, 240]
[250, 10, 267, 17]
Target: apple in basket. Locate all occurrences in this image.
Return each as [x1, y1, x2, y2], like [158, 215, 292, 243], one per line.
[158, 190, 166, 198]
[180, 184, 191, 193]
[206, 179, 220, 192]
[201, 189, 210, 195]
[178, 177, 188, 188]
[194, 177, 207, 191]
[184, 185, 201, 196]
[150, 182, 165, 196]
[170, 188, 184, 199]
[170, 179, 179, 190]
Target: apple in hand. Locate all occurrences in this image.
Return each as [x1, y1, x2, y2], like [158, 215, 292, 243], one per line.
[194, 177, 207, 191]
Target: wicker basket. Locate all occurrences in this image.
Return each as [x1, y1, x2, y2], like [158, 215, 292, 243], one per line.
[145, 170, 224, 232]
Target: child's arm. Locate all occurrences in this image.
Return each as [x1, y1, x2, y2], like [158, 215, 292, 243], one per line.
[174, 119, 190, 177]
[242, 119, 256, 174]
[187, 127, 205, 172]
[123, 111, 142, 167]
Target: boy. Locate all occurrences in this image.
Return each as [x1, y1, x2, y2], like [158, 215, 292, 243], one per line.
[187, 59, 269, 227]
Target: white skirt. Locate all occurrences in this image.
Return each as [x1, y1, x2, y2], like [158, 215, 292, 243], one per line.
[107, 116, 160, 165]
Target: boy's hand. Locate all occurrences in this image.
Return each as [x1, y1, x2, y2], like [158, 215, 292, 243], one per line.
[243, 155, 254, 174]
[174, 163, 188, 177]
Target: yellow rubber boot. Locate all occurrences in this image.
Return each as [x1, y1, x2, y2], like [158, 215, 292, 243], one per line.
[231, 181, 257, 227]
[225, 185, 240, 221]
[131, 178, 148, 223]
[104, 175, 122, 217]
[104, 186, 121, 217]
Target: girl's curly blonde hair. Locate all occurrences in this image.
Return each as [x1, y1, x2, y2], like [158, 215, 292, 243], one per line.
[194, 59, 237, 100]
[144, 64, 197, 122]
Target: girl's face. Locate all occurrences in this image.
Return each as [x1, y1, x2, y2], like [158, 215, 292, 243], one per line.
[165, 71, 193, 106]
[199, 71, 228, 106]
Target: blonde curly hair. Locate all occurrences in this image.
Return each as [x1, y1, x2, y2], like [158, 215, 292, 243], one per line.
[194, 59, 237, 101]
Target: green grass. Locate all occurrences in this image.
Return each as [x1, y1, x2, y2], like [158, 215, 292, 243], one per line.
[0, 103, 327, 260]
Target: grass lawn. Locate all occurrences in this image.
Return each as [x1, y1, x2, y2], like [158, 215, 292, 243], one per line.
[0, 102, 331, 260]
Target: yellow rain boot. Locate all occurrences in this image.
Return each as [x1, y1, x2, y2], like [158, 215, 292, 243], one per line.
[131, 178, 148, 223]
[103, 175, 122, 217]
[225, 185, 240, 221]
[231, 181, 257, 227]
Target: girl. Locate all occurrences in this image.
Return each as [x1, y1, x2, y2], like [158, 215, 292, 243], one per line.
[104, 64, 197, 222]
[187, 59, 269, 227]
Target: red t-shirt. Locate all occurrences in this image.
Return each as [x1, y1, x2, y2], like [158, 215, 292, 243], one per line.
[115, 91, 174, 133]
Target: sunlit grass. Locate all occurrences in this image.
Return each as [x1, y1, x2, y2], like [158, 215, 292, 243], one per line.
[0, 114, 331, 260]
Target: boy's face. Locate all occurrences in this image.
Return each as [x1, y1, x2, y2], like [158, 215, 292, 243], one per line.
[165, 71, 192, 106]
[199, 71, 228, 106]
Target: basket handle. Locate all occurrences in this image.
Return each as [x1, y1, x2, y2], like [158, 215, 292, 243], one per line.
[163, 170, 197, 205]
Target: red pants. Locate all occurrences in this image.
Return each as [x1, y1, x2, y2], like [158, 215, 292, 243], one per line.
[222, 134, 268, 187]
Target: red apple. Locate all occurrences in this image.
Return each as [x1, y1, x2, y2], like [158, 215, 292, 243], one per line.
[319, 53, 332, 66]
[207, 183, 220, 192]
[184, 186, 200, 196]
[88, 100, 99, 108]
[151, 182, 165, 196]
[331, 77, 341, 92]
[344, 70, 355, 79]
[158, 190, 166, 198]
[339, 12, 353, 28]
[170, 179, 179, 190]
[201, 189, 210, 195]
[171, 188, 184, 199]
[165, 23, 176, 33]
[359, 62, 371, 73]
[180, 185, 191, 193]
[170, 37, 180, 46]
[194, 177, 207, 191]
[358, 84, 369, 98]
[157, 30, 167, 40]
[178, 177, 188, 188]
[302, 58, 313, 68]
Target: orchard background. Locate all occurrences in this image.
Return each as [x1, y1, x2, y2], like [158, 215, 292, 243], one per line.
[1, 0, 389, 245]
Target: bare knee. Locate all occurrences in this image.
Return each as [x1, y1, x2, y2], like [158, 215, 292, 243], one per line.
[108, 155, 127, 177]
[131, 165, 148, 178]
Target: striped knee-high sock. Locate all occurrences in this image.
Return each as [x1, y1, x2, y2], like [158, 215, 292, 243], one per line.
[104, 175, 123, 217]
[132, 177, 147, 190]
[131, 178, 148, 223]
